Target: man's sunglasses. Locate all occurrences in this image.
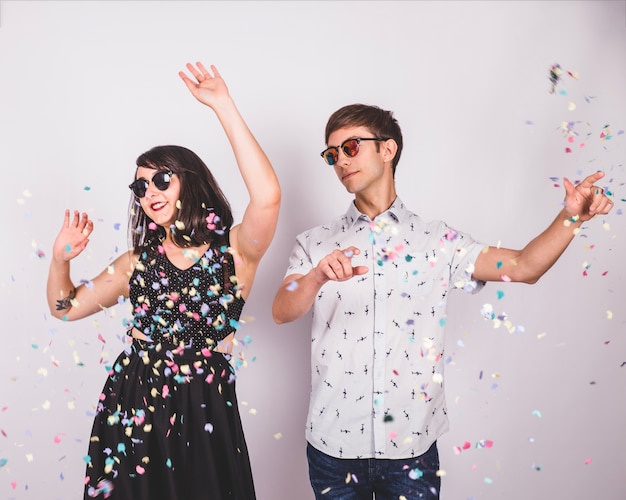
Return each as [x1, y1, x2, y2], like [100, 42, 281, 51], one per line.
[129, 170, 174, 198]
[320, 137, 389, 166]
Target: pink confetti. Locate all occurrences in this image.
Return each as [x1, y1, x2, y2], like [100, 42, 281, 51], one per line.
[206, 213, 217, 230]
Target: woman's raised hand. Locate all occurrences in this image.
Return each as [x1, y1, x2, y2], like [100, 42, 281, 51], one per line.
[179, 62, 230, 109]
[52, 209, 94, 262]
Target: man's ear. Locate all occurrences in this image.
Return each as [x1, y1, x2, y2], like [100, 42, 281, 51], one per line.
[381, 139, 398, 165]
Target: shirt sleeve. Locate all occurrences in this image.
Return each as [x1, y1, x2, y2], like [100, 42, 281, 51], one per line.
[447, 226, 487, 294]
[284, 231, 314, 278]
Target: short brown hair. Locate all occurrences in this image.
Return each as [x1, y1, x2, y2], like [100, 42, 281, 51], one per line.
[325, 104, 403, 175]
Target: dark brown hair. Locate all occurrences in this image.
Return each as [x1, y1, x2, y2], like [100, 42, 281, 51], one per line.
[128, 145, 233, 252]
[325, 104, 403, 176]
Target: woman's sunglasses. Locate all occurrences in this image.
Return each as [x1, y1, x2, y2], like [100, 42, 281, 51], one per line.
[129, 170, 174, 198]
[320, 137, 389, 166]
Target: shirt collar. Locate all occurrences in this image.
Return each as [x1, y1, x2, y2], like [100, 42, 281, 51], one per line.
[343, 197, 409, 228]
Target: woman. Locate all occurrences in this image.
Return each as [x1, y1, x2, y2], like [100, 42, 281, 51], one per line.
[46, 62, 281, 499]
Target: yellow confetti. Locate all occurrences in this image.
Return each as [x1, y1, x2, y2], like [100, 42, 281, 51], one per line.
[606, 311, 613, 320]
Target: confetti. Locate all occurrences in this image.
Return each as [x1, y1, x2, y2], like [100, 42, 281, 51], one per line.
[409, 468, 424, 480]
[548, 63, 562, 93]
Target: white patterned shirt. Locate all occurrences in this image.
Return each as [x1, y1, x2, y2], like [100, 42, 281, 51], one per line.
[284, 198, 486, 459]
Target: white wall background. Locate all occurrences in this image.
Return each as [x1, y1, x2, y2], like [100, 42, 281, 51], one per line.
[1, 1, 624, 499]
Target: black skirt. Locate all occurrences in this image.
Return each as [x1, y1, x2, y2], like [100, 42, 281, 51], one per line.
[84, 338, 256, 499]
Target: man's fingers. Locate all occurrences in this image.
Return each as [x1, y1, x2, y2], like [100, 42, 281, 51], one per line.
[579, 170, 605, 189]
[353, 265, 369, 276]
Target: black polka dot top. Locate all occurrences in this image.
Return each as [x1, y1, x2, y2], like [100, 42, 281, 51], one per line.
[128, 243, 245, 352]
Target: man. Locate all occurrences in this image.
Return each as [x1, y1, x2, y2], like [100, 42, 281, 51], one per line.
[272, 104, 613, 499]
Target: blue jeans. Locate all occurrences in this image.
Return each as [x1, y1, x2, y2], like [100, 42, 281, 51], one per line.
[306, 441, 440, 499]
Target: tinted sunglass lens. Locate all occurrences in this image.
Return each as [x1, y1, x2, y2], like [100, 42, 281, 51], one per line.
[129, 171, 171, 198]
[323, 149, 338, 165]
[129, 180, 148, 198]
[343, 139, 360, 157]
[153, 171, 172, 190]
